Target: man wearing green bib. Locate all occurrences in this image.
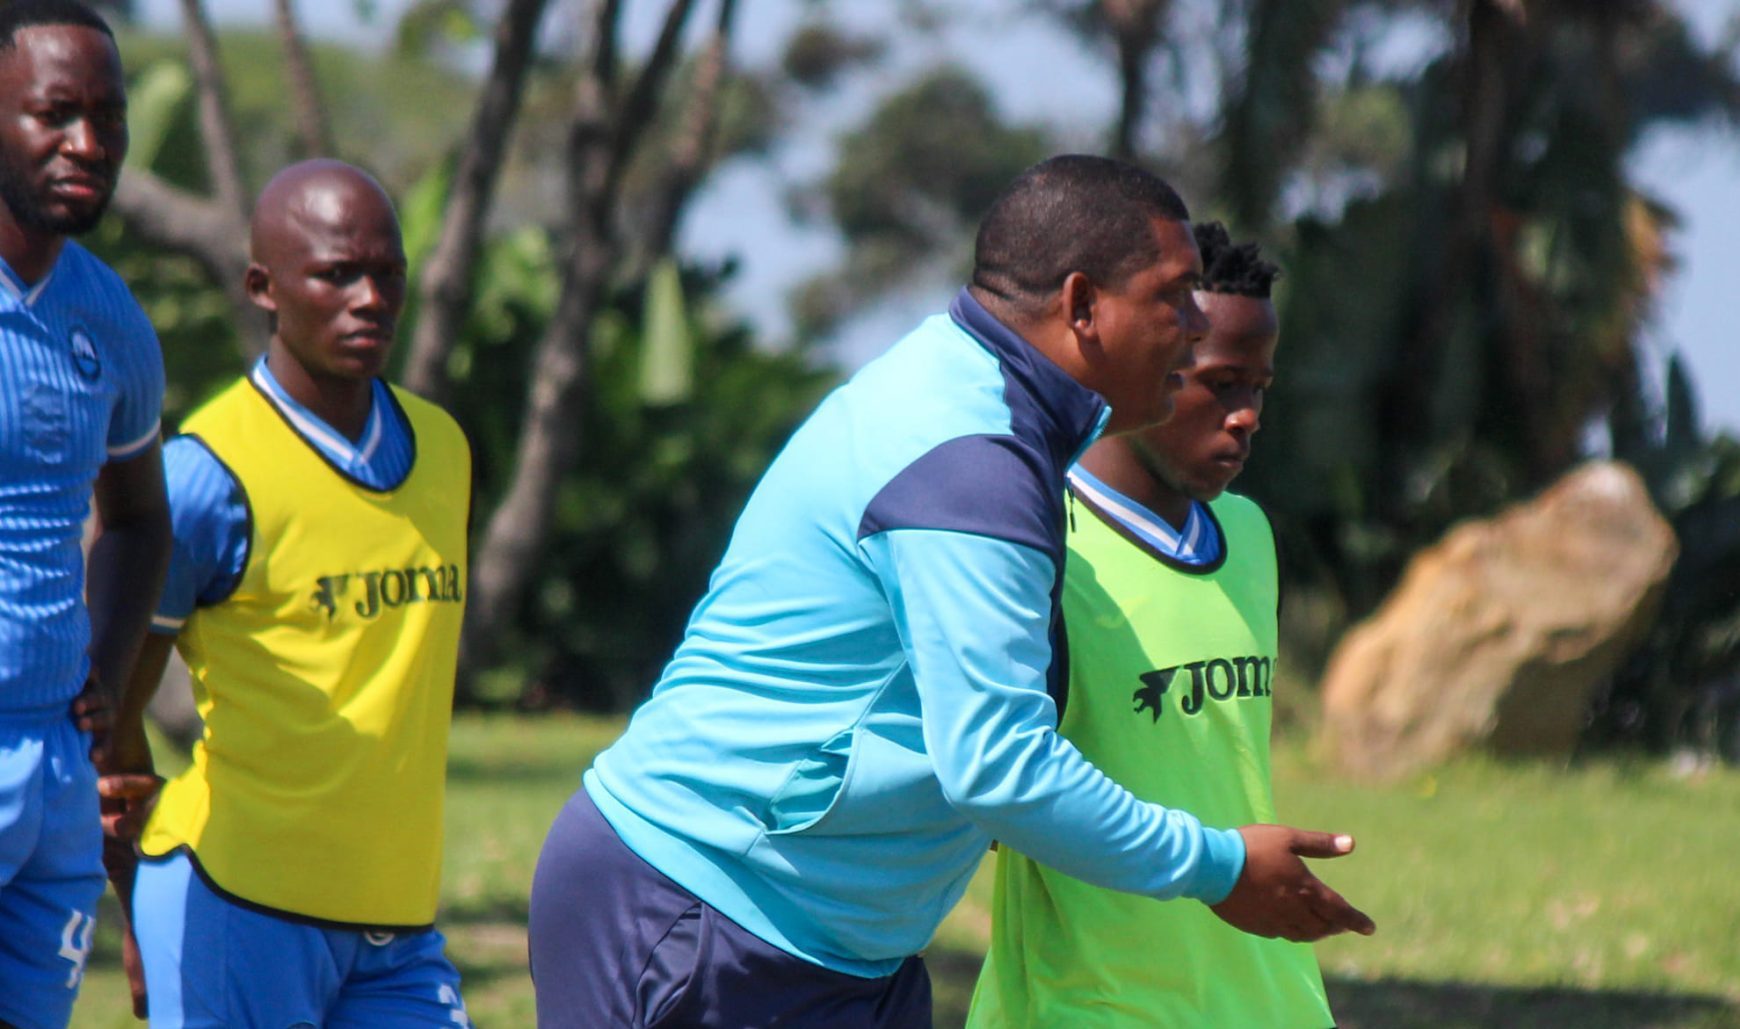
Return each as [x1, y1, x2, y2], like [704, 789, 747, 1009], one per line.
[968, 223, 1369, 1028]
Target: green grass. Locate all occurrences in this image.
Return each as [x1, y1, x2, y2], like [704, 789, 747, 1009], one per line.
[71, 716, 1740, 1028]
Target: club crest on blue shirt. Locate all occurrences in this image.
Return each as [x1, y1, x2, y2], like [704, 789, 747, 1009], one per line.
[69, 326, 101, 380]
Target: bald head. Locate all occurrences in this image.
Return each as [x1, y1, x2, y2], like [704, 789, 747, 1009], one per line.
[250, 159, 399, 265]
[246, 159, 407, 387]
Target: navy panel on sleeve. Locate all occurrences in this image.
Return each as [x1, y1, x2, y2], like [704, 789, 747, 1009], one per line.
[857, 434, 1061, 555]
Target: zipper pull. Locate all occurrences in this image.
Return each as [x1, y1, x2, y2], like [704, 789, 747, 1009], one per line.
[1067, 485, 1077, 532]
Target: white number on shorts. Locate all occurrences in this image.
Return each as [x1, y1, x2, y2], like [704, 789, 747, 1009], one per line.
[58, 910, 95, 988]
[438, 983, 471, 1027]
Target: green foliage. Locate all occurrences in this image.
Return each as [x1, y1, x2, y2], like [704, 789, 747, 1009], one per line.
[120, 60, 192, 171]
[1592, 358, 1740, 759]
[639, 258, 696, 406]
[792, 65, 1052, 338]
[517, 275, 836, 711]
[826, 66, 1049, 251]
[429, 229, 836, 710]
[113, 29, 476, 193]
[781, 21, 886, 91]
[1218, 0, 1350, 227]
[387, 151, 835, 711]
[1215, 4, 1740, 723]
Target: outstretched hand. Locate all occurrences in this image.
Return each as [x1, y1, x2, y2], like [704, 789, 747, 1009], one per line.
[1209, 824, 1376, 942]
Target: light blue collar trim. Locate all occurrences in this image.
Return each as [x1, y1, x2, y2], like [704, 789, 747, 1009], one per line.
[251, 356, 387, 468]
[1067, 465, 1219, 565]
[0, 252, 56, 307]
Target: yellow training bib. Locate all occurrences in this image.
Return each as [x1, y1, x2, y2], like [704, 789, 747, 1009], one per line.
[142, 378, 470, 929]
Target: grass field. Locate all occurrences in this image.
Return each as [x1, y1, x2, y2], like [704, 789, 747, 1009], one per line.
[70, 714, 1740, 1028]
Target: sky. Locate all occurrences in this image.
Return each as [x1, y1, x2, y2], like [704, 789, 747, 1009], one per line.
[137, 0, 1740, 434]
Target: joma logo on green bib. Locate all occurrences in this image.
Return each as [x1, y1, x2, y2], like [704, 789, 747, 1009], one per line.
[1133, 656, 1272, 721]
[310, 564, 464, 619]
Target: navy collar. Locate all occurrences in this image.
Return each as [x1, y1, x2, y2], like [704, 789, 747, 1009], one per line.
[949, 287, 1108, 466]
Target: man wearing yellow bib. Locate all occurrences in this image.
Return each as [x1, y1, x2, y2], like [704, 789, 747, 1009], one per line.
[107, 160, 472, 1027]
[968, 223, 1371, 1028]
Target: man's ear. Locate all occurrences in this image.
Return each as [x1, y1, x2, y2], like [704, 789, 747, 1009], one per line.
[1060, 271, 1098, 344]
[244, 264, 276, 313]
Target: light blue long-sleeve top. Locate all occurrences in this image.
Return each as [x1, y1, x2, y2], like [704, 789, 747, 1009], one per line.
[585, 289, 1246, 977]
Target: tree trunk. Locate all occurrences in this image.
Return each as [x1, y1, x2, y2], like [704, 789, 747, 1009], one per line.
[629, 0, 739, 277]
[110, 0, 263, 356]
[272, 0, 334, 158]
[1102, 0, 1164, 161]
[401, 0, 554, 401]
[109, 174, 256, 350]
[1374, 0, 1519, 524]
[176, 0, 247, 218]
[458, 0, 702, 681]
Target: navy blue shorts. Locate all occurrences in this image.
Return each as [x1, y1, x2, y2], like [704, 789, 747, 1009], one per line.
[528, 789, 932, 1028]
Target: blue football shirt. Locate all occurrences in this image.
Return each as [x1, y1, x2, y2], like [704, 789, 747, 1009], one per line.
[0, 243, 164, 713]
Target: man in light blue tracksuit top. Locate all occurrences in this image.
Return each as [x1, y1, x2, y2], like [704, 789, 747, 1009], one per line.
[528, 155, 1372, 1027]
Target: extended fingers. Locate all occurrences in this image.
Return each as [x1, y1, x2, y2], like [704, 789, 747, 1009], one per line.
[102, 808, 151, 840]
[1304, 879, 1376, 936]
[98, 775, 161, 841]
[98, 774, 163, 799]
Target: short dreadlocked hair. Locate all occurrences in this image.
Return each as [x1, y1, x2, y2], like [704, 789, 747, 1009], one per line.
[0, 0, 114, 51]
[1193, 221, 1280, 299]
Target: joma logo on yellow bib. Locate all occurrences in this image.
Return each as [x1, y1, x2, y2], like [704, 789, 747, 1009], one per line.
[310, 564, 464, 619]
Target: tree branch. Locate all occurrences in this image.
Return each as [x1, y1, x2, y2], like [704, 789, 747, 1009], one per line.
[631, 0, 739, 275]
[176, 0, 248, 219]
[272, 0, 334, 158]
[606, 0, 699, 192]
[1104, 0, 1164, 160]
[401, 0, 554, 400]
[109, 171, 263, 355]
[462, 0, 702, 680]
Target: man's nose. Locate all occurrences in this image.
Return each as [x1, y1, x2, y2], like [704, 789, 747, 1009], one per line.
[353, 274, 389, 309]
[61, 119, 107, 162]
[1227, 404, 1260, 434]
[1183, 299, 1210, 342]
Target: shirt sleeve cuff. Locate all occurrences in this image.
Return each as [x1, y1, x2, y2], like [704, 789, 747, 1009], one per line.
[149, 613, 186, 634]
[1190, 826, 1247, 905]
[107, 420, 162, 459]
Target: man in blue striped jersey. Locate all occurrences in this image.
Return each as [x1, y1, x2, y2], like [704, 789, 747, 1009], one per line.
[0, 2, 171, 1026]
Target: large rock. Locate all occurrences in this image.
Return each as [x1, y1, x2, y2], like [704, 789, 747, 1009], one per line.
[1320, 461, 1677, 779]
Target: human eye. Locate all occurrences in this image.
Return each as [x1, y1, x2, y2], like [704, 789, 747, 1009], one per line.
[30, 101, 74, 127]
